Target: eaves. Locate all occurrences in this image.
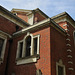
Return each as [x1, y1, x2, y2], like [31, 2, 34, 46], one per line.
[0, 5, 30, 28]
[13, 18, 66, 37]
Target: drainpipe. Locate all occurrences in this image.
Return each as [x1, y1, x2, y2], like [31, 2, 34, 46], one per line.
[5, 39, 13, 75]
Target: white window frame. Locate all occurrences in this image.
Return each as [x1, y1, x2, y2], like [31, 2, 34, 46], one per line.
[16, 32, 40, 65]
[56, 60, 66, 75]
[33, 35, 40, 55]
[16, 40, 23, 59]
[0, 33, 7, 64]
[22, 32, 33, 57]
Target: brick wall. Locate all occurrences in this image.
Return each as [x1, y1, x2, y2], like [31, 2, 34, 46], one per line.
[34, 13, 46, 23]
[0, 15, 22, 75]
[66, 22, 75, 75]
[7, 26, 51, 75]
[55, 20, 75, 75]
[50, 26, 67, 75]
[0, 16, 22, 35]
[58, 21, 75, 75]
[17, 13, 28, 23]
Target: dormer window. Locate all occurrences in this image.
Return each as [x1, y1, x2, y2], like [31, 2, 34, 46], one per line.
[16, 33, 40, 65]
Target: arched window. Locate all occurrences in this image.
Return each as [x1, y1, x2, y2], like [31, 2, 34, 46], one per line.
[16, 33, 40, 65]
[56, 59, 66, 75]
[25, 36, 31, 57]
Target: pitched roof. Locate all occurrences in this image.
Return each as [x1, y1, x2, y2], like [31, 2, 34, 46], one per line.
[11, 8, 49, 18]
[51, 12, 75, 27]
[0, 5, 30, 28]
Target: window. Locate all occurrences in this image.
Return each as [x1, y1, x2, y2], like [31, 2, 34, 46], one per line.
[0, 33, 7, 64]
[25, 36, 31, 57]
[16, 40, 23, 59]
[34, 38, 37, 55]
[36, 69, 42, 75]
[58, 66, 63, 75]
[56, 60, 66, 75]
[0, 38, 4, 58]
[13, 13, 17, 15]
[18, 42, 23, 58]
[16, 33, 40, 65]
[33, 35, 40, 55]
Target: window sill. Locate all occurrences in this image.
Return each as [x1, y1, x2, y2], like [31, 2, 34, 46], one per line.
[16, 54, 40, 65]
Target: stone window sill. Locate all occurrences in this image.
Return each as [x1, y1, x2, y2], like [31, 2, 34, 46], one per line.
[16, 54, 40, 65]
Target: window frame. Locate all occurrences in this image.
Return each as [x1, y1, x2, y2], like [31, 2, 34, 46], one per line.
[22, 33, 33, 57]
[16, 40, 23, 59]
[0, 33, 7, 64]
[56, 60, 66, 75]
[33, 35, 40, 55]
[16, 32, 40, 65]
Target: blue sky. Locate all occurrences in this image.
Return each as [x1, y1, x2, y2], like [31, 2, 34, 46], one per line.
[0, 0, 75, 20]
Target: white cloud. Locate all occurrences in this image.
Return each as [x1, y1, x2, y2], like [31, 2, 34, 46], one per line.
[0, 0, 75, 19]
[2, 0, 22, 3]
[0, 0, 51, 9]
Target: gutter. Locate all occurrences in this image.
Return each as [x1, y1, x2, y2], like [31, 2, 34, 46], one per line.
[51, 12, 67, 20]
[13, 18, 66, 37]
[13, 18, 51, 36]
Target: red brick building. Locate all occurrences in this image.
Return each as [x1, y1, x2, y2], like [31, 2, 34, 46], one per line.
[0, 5, 75, 75]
